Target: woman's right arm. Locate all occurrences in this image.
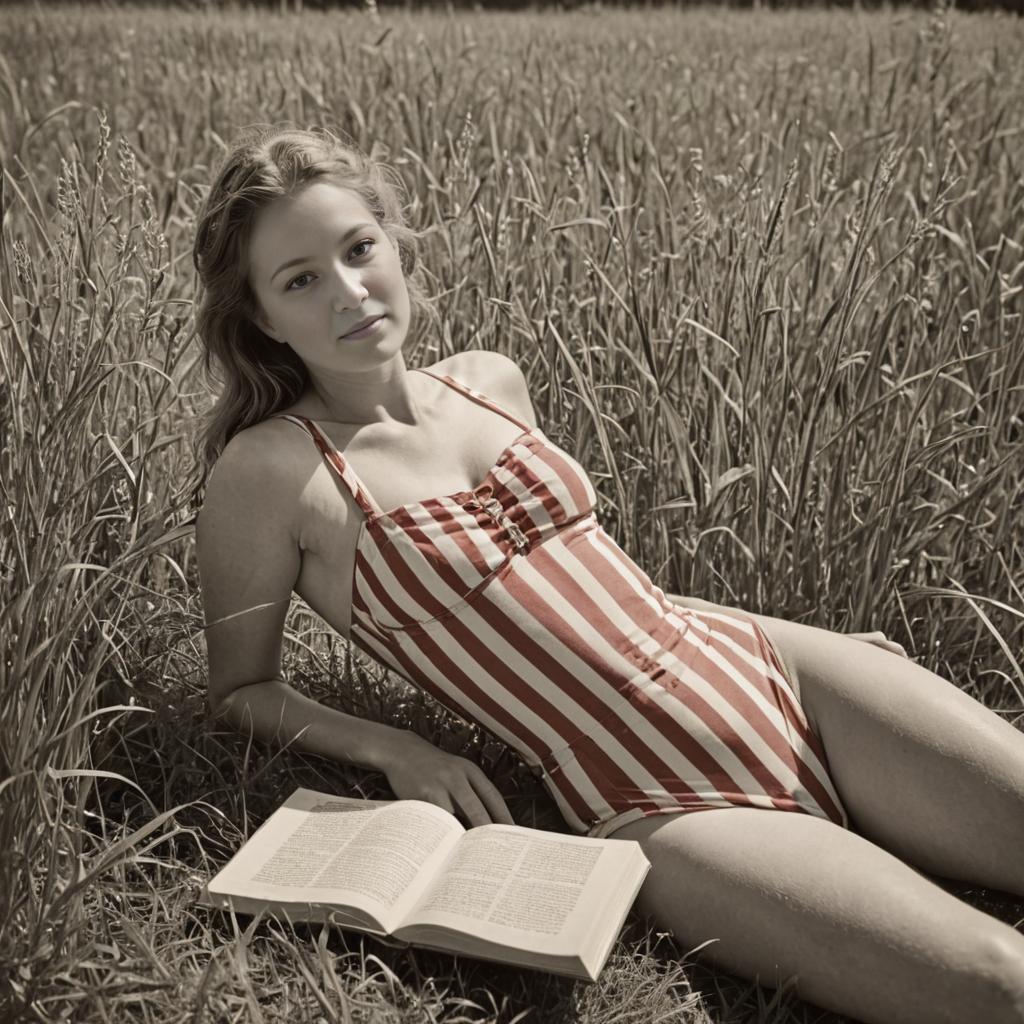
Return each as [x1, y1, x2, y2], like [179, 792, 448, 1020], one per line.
[196, 429, 412, 772]
[195, 429, 516, 827]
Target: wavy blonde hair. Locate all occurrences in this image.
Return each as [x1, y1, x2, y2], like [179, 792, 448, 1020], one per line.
[187, 123, 436, 505]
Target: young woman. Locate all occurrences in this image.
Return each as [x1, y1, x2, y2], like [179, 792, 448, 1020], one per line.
[192, 125, 1024, 1024]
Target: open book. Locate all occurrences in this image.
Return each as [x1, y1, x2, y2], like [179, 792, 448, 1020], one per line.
[203, 787, 651, 981]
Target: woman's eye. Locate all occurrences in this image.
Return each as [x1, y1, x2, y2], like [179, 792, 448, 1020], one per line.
[286, 272, 314, 291]
[285, 241, 374, 291]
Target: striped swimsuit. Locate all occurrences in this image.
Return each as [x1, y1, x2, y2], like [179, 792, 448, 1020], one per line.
[277, 368, 849, 839]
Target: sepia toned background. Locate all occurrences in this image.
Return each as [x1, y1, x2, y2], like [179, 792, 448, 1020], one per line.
[2, 1, 1023, 1021]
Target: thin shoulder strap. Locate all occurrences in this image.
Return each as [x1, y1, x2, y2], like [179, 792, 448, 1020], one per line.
[274, 414, 384, 518]
[414, 367, 531, 432]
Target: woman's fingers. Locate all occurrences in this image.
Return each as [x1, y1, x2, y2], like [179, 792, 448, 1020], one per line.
[847, 631, 883, 642]
[846, 631, 909, 659]
[868, 634, 908, 658]
[452, 780, 495, 828]
[385, 743, 514, 824]
[469, 771, 516, 826]
[454, 770, 514, 828]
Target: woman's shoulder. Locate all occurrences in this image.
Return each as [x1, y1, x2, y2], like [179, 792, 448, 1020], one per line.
[198, 416, 321, 553]
[441, 348, 521, 385]
[437, 349, 536, 426]
[454, 349, 537, 428]
[207, 415, 311, 502]
[224, 413, 305, 456]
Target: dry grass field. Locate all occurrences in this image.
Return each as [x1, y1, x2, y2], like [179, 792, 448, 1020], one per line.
[2, 2, 1023, 1021]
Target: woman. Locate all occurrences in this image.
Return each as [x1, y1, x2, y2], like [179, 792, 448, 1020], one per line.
[192, 124, 1024, 1023]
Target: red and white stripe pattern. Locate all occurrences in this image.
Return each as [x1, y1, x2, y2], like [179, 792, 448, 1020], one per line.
[277, 369, 849, 838]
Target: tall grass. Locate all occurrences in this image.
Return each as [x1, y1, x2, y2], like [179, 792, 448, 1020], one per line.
[1, 2, 1022, 1021]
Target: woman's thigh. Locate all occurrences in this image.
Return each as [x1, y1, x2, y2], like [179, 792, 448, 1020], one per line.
[752, 615, 1024, 894]
[607, 807, 1024, 1024]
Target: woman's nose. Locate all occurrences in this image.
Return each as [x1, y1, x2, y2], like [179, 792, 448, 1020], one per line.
[330, 264, 368, 310]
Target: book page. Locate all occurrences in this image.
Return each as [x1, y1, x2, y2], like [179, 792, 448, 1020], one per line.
[402, 825, 637, 953]
[207, 789, 463, 931]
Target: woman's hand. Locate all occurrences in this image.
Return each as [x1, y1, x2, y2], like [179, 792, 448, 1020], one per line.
[383, 733, 516, 828]
[846, 631, 909, 659]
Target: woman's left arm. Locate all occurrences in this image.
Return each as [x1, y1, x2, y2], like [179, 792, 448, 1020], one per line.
[662, 593, 909, 659]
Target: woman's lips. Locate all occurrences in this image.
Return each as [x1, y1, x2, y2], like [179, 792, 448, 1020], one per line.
[342, 315, 385, 339]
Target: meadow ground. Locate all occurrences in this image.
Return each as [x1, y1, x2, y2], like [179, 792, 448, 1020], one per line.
[2, 2, 1023, 1021]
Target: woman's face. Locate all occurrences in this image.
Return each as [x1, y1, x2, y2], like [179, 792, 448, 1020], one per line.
[247, 181, 411, 374]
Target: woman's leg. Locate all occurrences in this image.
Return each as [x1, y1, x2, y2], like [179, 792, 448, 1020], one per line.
[663, 595, 1024, 894]
[606, 807, 1024, 1024]
[743, 612, 1024, 896]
